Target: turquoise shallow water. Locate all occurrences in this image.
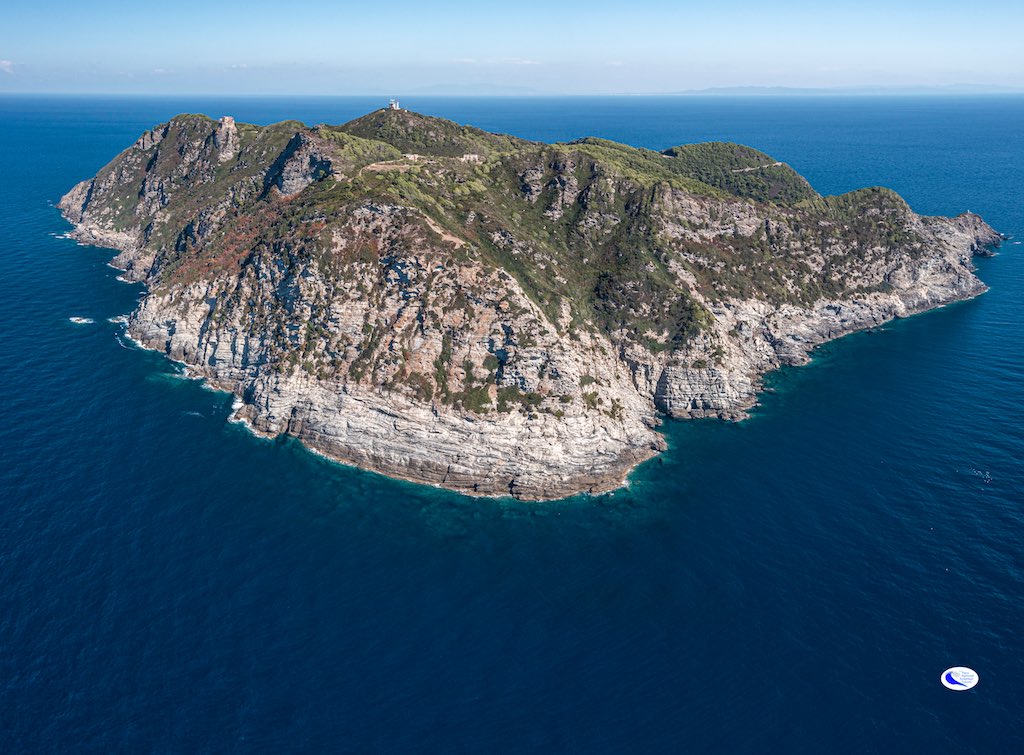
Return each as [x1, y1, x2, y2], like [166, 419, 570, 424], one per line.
[1, 95, 1022, 752]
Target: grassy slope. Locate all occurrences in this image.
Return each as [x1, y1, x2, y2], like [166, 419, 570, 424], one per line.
[662, 142, 817, 205]
[335, 108, 531, 157]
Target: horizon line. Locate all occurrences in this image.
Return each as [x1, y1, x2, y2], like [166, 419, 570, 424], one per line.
[2, 86, 1024, 99]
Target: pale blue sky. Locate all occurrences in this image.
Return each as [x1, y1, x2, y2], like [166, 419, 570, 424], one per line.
[2, 0, 1021, 94]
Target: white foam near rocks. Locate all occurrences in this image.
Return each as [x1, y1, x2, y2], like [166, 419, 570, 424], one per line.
[226, 396, 249, 426]
[68, 317, 94, 324]
[114, 333, 137, 350]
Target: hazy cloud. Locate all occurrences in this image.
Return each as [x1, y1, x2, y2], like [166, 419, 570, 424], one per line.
[229, 63, 249, 69]
[0, 60, 14, 74]
[452, 58, 476, 64]
[502, 58, 540, 66]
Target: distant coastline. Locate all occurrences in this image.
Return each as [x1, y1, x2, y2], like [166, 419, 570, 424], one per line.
[3, 85, 1024, 99]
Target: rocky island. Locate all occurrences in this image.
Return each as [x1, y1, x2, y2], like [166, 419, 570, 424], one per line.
[60, 107, 1001, 500]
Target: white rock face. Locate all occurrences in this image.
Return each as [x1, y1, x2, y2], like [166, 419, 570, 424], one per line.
[110, 204, 996, 498]
[267, 133, 334, 196]
[58, 113, 1003, 500]
[651, 212, 996, 420]
[124, 205, 665, 499]
[214, 116, 239, 163]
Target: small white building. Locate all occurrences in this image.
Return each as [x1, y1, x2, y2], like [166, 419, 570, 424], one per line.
[388, 99, 401, 111]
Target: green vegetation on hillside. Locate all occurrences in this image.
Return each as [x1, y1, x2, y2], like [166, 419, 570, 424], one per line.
[662, 142, 817, 205]
[73, 107, 928, 362]
[336, 108, 529, 158]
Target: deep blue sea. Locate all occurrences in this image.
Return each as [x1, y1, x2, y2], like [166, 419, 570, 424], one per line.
[1, 95, 1022, 753]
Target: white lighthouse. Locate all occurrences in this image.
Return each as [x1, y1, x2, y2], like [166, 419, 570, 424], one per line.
[388, 98, 401, 111]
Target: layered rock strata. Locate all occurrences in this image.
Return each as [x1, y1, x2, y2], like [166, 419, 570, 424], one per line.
[60, 109, 1001, 499]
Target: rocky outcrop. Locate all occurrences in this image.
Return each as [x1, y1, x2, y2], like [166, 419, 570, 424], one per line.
[59, 108, 1003, 499]
[264, 132, 334, 196]
[122, 200, 664, 499]
[214, 116, 239, 163]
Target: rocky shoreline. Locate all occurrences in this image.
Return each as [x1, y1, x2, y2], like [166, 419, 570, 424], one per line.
[59, 110, 1003, 500]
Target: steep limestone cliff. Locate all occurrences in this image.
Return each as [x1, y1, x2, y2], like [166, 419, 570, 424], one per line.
[60, 108, 1002, 499]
